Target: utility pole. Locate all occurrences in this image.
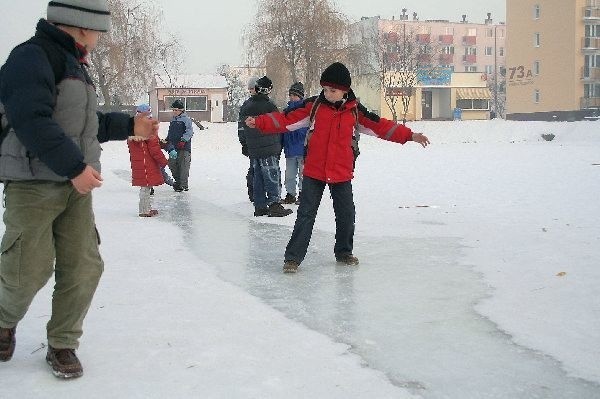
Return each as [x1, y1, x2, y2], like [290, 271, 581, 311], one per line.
[494, 24, 498, 118]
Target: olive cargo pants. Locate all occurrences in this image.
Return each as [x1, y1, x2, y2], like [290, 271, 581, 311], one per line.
[0, 181, 103, 349]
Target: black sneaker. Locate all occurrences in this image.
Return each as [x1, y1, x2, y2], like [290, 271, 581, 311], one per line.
[268, 202, 293, 217]
[46, 346, 83, 379]
[335, 254, 359, 265]
[173, 185, 183, 192]
[182, 186, 189, 191]
[280, 193, 296, 204]
[254, 207, 269, 217]
[0, 326, 16, 362]
[283, 260, 299, 273]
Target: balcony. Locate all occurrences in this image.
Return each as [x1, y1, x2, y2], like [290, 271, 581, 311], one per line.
[581, 96, 600, 108]
[416, 34, 431, 44]
[438, 34, 454, 45]
[463, 36, 477, 46]
[582, 37, 600, 50]
[439, 53, 454, 64]
[582, 66, 600, 80]
[462, 54, 477, 64]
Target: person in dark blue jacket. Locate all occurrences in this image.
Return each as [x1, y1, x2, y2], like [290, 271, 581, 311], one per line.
[281, 82, 308, 205]
[0, 0, 158, 379]
[165, 99, 194, 192]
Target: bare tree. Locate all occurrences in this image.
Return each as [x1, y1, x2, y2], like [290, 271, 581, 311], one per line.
[487, 66, 506, 118]
[355, 20, 441, 123]
[88, 0, 183, 106]
[217, 64, 248, 122]
[243, 0, 351, 102]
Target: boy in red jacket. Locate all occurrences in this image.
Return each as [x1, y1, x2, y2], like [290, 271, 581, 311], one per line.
[246, 62, 430, 273]
[128, 105, 169, 217]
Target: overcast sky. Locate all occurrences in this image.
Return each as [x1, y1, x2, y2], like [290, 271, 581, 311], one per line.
[1, 0, 505, 74]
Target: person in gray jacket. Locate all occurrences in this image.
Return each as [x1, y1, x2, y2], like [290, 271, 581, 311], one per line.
[0, 0, 158, 379]
[238, 76, 292, 217]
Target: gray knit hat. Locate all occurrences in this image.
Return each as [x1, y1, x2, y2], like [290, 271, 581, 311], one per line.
[47, 0, 111, 32]
[247, 76, 259, 90]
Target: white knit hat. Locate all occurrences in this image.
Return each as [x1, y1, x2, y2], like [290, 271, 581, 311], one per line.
[47, 0, 111, 32]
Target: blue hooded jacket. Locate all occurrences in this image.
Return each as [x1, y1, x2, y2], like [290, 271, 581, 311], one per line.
[282, 99, 308, 158]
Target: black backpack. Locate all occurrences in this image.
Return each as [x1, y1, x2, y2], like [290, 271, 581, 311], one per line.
[0, 37, 66, 149]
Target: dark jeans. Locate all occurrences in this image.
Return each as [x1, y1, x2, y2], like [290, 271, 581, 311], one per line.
[251, 155, 282, 209]
[285, 176, 355, 264]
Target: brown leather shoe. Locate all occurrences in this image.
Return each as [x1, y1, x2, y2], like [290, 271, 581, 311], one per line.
[283, 260, 300, 273]
[0, 326, 16, 362]
[46, 346, 83, 379]
[335, 254, 360, 265]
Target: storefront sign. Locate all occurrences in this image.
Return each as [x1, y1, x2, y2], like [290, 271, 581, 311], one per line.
[417, 68, 452, 86]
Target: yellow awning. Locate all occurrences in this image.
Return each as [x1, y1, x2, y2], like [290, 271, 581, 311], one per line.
[456, 88, 491, 100]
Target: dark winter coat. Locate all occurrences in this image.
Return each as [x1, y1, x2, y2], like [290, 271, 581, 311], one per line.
[127, 135, 168, 187]
[0, 19, 132, 182]
[238, 93, 281, 159]
[254, 90, 414, 183]
[282, 99, 308, 158]
[166, 112, 194, 153]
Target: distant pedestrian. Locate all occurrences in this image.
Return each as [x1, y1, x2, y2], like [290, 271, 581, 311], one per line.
[165, 99, 194, 192]
[128, 104, 169, 217]
[238, 76, 259, 202]
[280, 82, 308, 205]
[136, 103, 174, 187]
[239, 76, 292, 217]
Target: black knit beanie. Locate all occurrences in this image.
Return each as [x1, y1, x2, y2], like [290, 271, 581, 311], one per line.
[288, 82, 305, 98]
[255, 75, 273, 94]
[320, 62, 351, 91]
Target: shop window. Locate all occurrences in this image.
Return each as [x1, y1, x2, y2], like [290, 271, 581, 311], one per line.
[186, 96, 208, 111]
[456, 99, 489, 110]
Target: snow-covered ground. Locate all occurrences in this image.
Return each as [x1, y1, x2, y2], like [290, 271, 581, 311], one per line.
[1, 119, 599, 398]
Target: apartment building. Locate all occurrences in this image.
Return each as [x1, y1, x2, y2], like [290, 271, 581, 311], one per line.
[350, 11, 506, 120]
[506, 0, 600, 120]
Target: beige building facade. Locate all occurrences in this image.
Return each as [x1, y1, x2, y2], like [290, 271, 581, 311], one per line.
[351, 12, 504, 120]
[506, 0, 600, 120]
[354, 72, 490, 121]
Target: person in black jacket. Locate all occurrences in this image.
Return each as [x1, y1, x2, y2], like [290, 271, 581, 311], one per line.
[238, 76, 292, 217]
[238, 76, 259, 202]
[0, 0, 158, 379]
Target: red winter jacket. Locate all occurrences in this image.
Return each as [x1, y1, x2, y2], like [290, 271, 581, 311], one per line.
[254, 91, 414, 183]
[127, 135, 168, 187]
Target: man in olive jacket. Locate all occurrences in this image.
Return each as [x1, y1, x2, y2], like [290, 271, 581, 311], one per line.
[0, 0, 158, 379]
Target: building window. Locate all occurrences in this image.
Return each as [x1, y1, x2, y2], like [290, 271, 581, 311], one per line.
[465, 66, 477, 72]
[485, 65, 493, 74]
[499, 47, 505, 56]
[442, 46, 454, 54]
[533, 61, 540, 75]
[465, 47, 477, 55]
[534, 33, 541, 47]
[533, 5, 540, 19]
[485, 46, 493, 56]
[186, 96, 208, 111]
[584, 83, 600, 97]
[445, 27, 454, 35]
[467, 28, 477, 36]
[162, 96, 185, 111]
[534, 89, 540, 104]
[163, 95, 208, 111]
[457, 99, 489, 110]
[487, 28, 494, 38]
[497, 29, 505, 38]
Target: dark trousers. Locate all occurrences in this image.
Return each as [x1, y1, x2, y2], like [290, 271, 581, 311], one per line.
[284, 176, 355, 264]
